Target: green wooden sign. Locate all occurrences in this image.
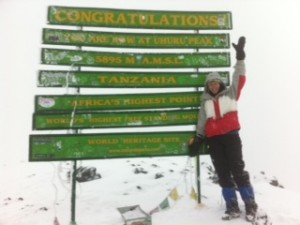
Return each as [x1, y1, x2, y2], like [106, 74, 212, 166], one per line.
[29, 131, 208, 161]
[38, 71, 230, 88]
[35, 92, 201, 113]
[43, 28, 230, 48]
[48, 6, 232, 30]
[41, 49, 230, 68]
[33, 109, 199, 130]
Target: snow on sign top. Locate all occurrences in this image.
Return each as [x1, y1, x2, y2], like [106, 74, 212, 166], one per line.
[47, 6, 232, 29]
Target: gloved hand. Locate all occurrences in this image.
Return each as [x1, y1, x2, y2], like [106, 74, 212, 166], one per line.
[232, 36, 246, 60]
[188, 134, 205, 157]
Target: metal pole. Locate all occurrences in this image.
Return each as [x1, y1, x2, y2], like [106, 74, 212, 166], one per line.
[194, 29, 202, 204]
[69, 85, 81, 225]
[70, 25, 82, 224]
[196, 156, 201, 204]
[70, 87, 80, 225]
[70, 160, 78, 225]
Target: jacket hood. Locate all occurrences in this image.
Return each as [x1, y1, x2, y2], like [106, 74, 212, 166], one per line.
[204, 72, 226, 97]
[206, 72, 223, 83]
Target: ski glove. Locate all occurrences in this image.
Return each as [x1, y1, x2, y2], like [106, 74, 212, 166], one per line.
[188, 134, 205, 157]
[232, 36, 246, 60]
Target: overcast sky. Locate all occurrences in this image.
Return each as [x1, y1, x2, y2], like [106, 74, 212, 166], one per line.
[1, 0, 300, 191]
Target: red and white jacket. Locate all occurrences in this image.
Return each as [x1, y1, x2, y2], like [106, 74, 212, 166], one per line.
[196, 61, 246, 138]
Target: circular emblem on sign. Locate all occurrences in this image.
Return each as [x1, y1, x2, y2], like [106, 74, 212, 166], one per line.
[38, 97, 55, 108]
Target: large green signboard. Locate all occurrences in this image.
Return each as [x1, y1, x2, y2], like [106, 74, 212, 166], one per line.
[35, 92, 201, 113]
[48, 6, 232, 30]
[43, 28, 230, 48]
[33, 109, 198, 130]
[41, 49, 230, 68]
[29, 131, 208, 161]
[38, 71, 230, 88]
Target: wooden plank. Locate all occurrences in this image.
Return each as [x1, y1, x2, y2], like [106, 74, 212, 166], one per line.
[35, 92, 202, 113]
[33, 109, 199, 130]
[38, 71, 230, 88]
[41, 48, 231, 68]
[29, 131, 208, 161]
[43, 28, 230, 48]
[48, 6, 232, 29]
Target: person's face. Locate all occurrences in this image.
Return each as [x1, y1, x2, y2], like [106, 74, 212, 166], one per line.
[208, 80, 221, 95]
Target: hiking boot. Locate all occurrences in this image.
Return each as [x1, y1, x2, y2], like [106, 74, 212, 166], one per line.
[245, 201, 258, 222]
[222, 201, 241, 220]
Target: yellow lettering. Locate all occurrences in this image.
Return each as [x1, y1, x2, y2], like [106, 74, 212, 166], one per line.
[186, 15, 198, 26]
[92, 12, 104, 23]
[126, 37, 136, 44]
[198, 16, 209, 26]
[124, 116, 142, 123]
[115, 14, 127, 24]
[72, 99, 121, 107]
[127, 13, 139, 24]
[159, 15, 170, 26]
[90, 117, 122, 124]
[70, 34, 85, 42]
[67, 10, 80, 22]
[119, 76, 129, 83]
[54, 10, 67, 22]
[123, 97, 166, 106]
[170, 15, 181, 26]
[210, 15, 219, 26]
[105, 12, 114, 24]
[138, 37, 148, 44]
[153, 37, 186, 46]
[138, 14, 148, 25]
[88, 138, 119, 145]
[45, 117, 84, 125]
[163, 137, 180, 142]
[81, 11, 92, 22]
[90, 35, 109, 44]
[99, 75, 177, 85]
[46, 118, 70, 124]
[125, 56, 136, 64]
[182, 114, 198, 120]
[180, 15, 186, 26]
[149, 15, 160, 26]
[152, 57, 163, 64]
[123, 137, 161, 144]
[170, 96, 198, 104]
[53, 9, 224, 28]
[98, 76, 108, 83]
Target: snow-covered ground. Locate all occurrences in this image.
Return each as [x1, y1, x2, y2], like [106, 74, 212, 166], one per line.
[1, 156, 300, 225]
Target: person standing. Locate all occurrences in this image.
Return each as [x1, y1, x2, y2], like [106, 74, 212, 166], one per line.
[188, 37, 258, 221]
